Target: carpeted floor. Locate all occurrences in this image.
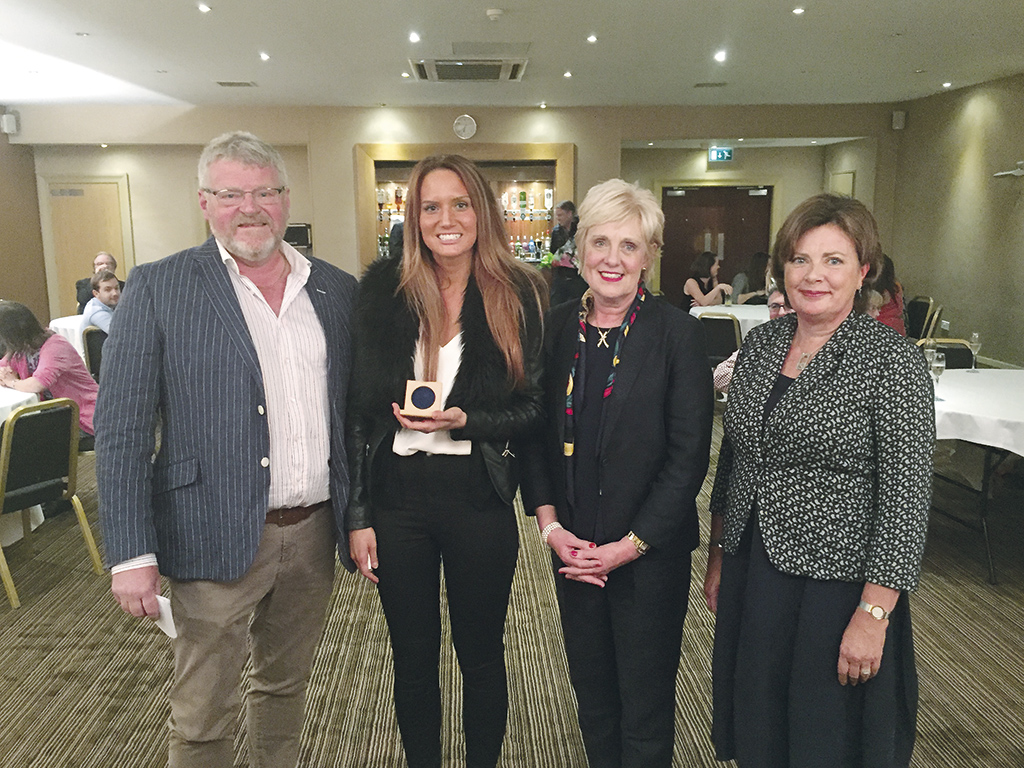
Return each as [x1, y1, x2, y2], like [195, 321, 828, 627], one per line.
[1, 420, 1022, 767]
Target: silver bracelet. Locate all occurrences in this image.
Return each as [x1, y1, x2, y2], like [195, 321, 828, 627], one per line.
[540, 521, 563, 546]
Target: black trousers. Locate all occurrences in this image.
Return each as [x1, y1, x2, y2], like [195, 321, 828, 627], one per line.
[374, 450, 519, 768]
[556, 552, 692, 768]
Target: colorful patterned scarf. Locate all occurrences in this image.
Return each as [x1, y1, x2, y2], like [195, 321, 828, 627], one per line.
[562, 283, 646, 457]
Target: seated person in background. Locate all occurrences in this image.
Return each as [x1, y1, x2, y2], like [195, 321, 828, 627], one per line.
[76, 251, 124, 313]
[714, 287, 793, 393]
[0, 300, 98, 449]
[682, 251, 732, 310]
[80, 270, 121, 333]
[873, 254, 906, 335]
[732, 251, 771, 304]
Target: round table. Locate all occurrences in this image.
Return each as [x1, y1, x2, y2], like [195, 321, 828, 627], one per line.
[0, 388, 44, 547]
[49, 315, 87, 359]
[689, 303, 770, 339]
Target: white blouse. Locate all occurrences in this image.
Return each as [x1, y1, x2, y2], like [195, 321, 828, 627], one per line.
[392, 331, 472, 456]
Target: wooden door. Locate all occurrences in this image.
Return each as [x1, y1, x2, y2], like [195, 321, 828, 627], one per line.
[660, 186, 773, 307]
[48, 182, 124, 317]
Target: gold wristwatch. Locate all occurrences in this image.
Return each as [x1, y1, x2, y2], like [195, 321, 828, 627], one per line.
[858, 601, 891, 620]
[626, 531, 649, 555]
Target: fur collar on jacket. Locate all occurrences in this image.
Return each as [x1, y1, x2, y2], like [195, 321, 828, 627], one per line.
[351, 254, 535, 423]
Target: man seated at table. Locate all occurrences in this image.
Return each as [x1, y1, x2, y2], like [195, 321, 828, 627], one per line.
[714, 288, 792, 393]
[76, 252, 124, 313]
[80, 270, 120, 334]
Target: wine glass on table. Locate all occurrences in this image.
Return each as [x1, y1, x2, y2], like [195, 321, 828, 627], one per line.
[930, 351, 946, 394]
[968, 332, 981, 373]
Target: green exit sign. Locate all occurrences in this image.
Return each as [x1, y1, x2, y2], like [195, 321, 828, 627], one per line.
[708, 147, 733, 162]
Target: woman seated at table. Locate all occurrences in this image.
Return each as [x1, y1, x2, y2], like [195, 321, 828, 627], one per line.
[523, 179, 713, 768]
[682, 250, 732, 309]
[873, 253, 906, 335]
[0, 301, 98, 449]
[731, 251, 771, 305]
[704, 194, 934, 768]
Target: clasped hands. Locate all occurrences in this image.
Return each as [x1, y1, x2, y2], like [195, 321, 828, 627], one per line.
[546, 527, 639, 587]
[0, 367, 19, 388]
[391, 402, 467, 433]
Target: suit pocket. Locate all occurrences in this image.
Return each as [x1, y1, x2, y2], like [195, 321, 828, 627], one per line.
[153, 457, 199, 494]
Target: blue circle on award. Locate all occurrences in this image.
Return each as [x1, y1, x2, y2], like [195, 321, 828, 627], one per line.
[411, 385, 437, 410]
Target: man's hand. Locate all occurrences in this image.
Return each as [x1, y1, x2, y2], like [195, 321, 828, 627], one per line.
[111, 565, 161, 619]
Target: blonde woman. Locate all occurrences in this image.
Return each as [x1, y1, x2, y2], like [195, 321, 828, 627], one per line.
[347, 155, 546, 768]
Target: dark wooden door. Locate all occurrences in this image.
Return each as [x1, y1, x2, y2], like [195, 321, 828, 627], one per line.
[660, 186, 773, 307]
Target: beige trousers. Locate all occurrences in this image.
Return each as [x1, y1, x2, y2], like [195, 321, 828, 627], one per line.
[167, 506, 336, 768]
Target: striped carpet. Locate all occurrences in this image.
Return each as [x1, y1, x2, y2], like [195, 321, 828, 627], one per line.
[1, 419, 1023, 767]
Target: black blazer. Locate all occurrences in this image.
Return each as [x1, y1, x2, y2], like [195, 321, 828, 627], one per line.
[346, 254, 545, 530]
[709, 311, 934, 591]
[522, 295, 714, 554]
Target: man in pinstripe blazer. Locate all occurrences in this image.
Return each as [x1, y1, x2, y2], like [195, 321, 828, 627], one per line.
[95, 132, 357, 768]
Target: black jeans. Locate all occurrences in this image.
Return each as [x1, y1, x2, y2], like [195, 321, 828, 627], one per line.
[556, 552, 692, 768]
[374, 450, 519, 768]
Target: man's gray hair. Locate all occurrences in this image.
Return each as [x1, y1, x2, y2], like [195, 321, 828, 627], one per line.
[197, 131, 289, 189]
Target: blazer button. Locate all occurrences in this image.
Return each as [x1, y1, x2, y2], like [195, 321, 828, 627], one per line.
[258, 405, 265, 415]
[261, 457, 270, 467]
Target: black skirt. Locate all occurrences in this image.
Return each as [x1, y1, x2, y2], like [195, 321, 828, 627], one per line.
[711, 517, 918, 768]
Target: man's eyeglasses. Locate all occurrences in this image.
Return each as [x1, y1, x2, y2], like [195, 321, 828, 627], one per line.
[768, 302, 786, 312]
[202, 187, 286, 205]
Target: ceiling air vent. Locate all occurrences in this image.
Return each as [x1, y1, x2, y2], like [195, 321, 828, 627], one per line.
[693, 82, 727, 88]
[408, 59, 528, 82]
[216, 81, 258, 88]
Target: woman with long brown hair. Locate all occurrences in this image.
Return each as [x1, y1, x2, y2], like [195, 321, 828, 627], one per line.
[346, 154, 546, 768]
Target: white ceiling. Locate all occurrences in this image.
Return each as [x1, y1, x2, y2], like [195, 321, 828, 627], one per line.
[0, 0, 1022, 108]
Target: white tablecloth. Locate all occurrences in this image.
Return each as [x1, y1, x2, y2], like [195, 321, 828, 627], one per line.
[689, 304, 770, 339]
[934, 369, 1024, 458]
[0, 389, 44, 547]
[49, 315, 87, 359]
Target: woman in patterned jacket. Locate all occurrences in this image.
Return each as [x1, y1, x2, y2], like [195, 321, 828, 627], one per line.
[703, 193, 934, 768]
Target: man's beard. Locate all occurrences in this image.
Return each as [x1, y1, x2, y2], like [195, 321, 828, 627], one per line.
[220, 216, 282, 264]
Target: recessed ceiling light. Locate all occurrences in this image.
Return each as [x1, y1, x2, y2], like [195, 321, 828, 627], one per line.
[714, 50, 727, 63]
[197, 2, 211, 12]
[402, 72, 410, 78]
[943, 82, 952, 88]
[409, 32, 420, 43]
[811, 140, 818, 144]
[259, 52, 270, 61]
[100, 144, 108, 148]
[76, 32, 90, 37]
[792, 7, 805, 14]
[738, 138, 744, 141]
[539, 101, 547, 109]
[914, 69, 926, 74]
[647, 142, 654, 146]
[563, 71, 572, 78]
[587, 35, 597, 43]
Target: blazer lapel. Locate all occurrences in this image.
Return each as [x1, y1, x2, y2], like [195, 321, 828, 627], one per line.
[191, 239, 264, 386]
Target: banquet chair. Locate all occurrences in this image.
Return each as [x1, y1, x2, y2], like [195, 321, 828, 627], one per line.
[923, 304, 944, 338]
[916, 337, 973, 369]
[0, 398, 103, 608]
[905, 295, 934, 339]
[699, 313, 742, 368]
[82, 326, 107, 383]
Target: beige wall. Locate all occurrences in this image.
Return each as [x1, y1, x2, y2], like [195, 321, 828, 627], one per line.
[12, 102, 897, 277]
[32, 144, 313, 269]
[0, 132, 48, 323]
[824, 138, 877, 210]
[891, 73, 1024, 366]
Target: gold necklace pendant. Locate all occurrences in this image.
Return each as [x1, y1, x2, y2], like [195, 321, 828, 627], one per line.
[597, 328, 611, 348]
[796, 352, 812, 372]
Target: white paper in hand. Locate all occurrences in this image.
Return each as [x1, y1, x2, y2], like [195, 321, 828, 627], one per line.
[155, 595, 177, 638]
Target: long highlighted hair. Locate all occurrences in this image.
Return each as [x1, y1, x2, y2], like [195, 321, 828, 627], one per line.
[399, 154, 546, 386]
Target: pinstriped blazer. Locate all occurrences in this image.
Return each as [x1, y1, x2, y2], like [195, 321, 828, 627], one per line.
[95, 237, 357, 580]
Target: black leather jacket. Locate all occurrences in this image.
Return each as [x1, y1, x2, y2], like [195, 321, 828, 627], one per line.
[345, 255, 545, 530]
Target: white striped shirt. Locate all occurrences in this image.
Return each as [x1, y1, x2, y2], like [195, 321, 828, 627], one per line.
[112, 241, 329, 574]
